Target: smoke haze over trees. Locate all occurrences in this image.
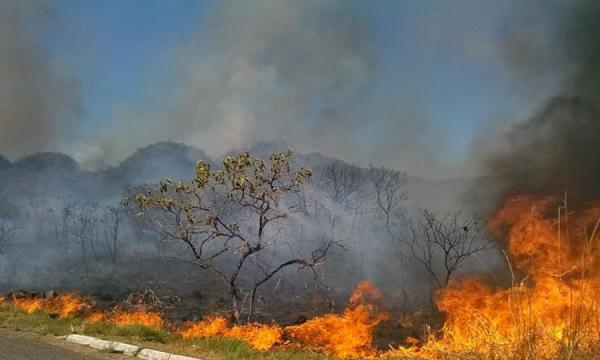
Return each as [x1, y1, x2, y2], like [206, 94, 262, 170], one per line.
[3, 0, 597, 183]
[0, 0, 598, 342]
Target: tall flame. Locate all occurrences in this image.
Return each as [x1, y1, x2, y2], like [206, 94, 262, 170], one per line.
[397, 195, 600, 358]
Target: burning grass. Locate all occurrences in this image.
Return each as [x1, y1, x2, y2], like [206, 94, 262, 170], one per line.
[179, 282, 385, 357]
[10, 292, 93, 318]
[112, 310, 164, 329]
[2, 195, 600, 359]
[287, 282, 388, 358]
[390, 195, 600, 359]
[0, 301, 333, 360]
[0, 282, 386, 359]
[180, 316, 283, 351]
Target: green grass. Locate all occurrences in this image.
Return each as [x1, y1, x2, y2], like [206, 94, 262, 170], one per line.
[0, 303, 75, 335]
[177, 337, 337, 360]
[113, 324, 170, 343]
[0, 303, 336, 360]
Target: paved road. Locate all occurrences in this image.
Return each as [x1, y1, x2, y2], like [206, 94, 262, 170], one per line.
[0, 329, 124, 360]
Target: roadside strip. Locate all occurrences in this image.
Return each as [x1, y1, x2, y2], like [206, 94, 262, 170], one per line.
[65, 334, 199, 360]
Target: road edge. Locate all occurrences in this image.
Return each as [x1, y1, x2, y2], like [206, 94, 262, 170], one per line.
[65, 334, 199, 360]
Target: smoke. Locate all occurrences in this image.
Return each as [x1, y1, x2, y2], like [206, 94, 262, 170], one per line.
[81, 0, 373, 167]
[0, 0, 81, 159]
[75, 0, 456, 179]
[475, 0, 600, 207]
[1, 0, 524, 181]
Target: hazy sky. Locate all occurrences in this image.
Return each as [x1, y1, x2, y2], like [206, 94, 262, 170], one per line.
[1, 0, 568, 178]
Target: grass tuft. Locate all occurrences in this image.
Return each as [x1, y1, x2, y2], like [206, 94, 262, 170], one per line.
[114, 324, 170, 343]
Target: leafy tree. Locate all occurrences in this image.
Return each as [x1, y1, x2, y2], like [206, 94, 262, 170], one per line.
[135, 151, 338, 321]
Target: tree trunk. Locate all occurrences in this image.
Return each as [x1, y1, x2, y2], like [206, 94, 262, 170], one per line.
[230, 287, 241, 323]
[248, 287, 258, 322]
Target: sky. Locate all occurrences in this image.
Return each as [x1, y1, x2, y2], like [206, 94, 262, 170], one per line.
[0, 0, 568, 179]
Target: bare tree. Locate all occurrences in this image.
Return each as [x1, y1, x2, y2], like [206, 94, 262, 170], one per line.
[367, 165, 408, 226]
[0, 200, 19, 256]
[318, 160, 366, 209]
[102, 203, 123, 263]
[136, 151, 340, 322]
[397, 210, 491, 288]
[71, 202, 100, 266]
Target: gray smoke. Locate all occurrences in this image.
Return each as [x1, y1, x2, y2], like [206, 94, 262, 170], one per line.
[84, 0, 377, 168]
[77, 0, 456, 179]
[475, 0, 600, 208]
[0, 0, 81, 159]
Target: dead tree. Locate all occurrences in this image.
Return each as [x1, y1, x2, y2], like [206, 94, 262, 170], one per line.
[102, 204, 123, 263]
[367, 165, 408, 226]
[318, 160, 366, 210]
[136, 151, 340, 322]
[0, 200, 19, 256]
[397, 210, 491, 288]
[71, 202, 100, 266]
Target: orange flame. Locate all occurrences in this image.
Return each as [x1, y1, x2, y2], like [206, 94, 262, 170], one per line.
[179, 282, 386, 356]
[112, 310, 164, 329]
[11, 292, 92, 318]
[180, 316, 282, 351]
[227, 322, 284, 351]
[46, 292, 93, 318]
[180, 316, 229, 338]
[12, 297, 45, 314]
[287, 281, 387, 358]
[396, 195, 600, 358]
[86, 311, 105, 323]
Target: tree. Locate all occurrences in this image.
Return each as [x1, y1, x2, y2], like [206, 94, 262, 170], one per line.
[318, 160, 366, 209]
[70, 202, 100, 267]
[367, 165, 408, 226]
[396, 210, 491, 288]
[0, 200, 19, 256]
[135, 151, 339, 322]
[124, 185, 164, 251]
[102, 204, 123, 263]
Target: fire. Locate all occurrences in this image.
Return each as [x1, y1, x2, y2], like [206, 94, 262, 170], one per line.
[180, 316, 228, 338]
[180, 316, 283, 351]
[2, 283, 387, 356]
[226, 323, 283, 351]
[46, 292, 93, 318]
[11, 292, 92, 318]
[112, 310, 164, 329]
[12, 297, 45, 314]
[5, 292, 163, 329]
[179, 282, 386, 356]
[86, 311, 105, 323]
[5, 193, 599, 359]
[396, 195, 600, 358]
[287, 281, 387, 358]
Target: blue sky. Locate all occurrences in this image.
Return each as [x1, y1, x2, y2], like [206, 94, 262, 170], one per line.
[46, 0, 209, 133]
[26, 0, 563, 177]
